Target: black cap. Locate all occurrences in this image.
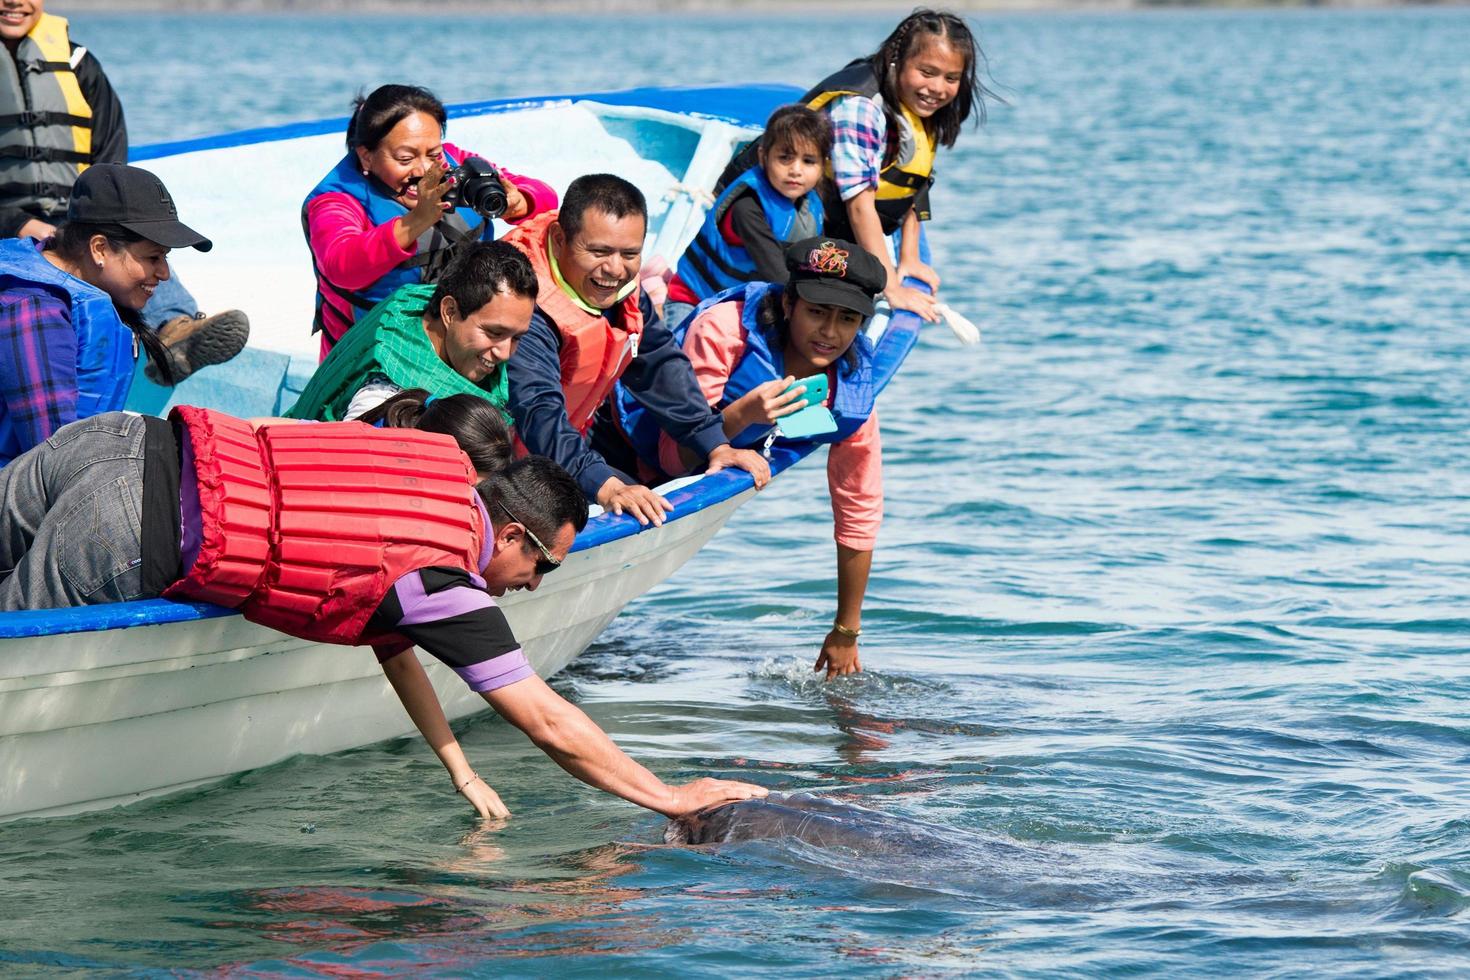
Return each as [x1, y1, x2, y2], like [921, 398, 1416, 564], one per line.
[783, 237, 884, 318]
[67, 164, 212, 252]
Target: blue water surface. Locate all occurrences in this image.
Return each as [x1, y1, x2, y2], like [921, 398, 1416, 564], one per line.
[2, 9, 1468, 977]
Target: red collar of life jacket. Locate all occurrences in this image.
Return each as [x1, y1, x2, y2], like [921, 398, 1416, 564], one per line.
[503, 210, 644, 434]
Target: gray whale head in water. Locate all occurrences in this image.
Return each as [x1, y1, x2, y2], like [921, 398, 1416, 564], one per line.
[664, 792, 951, 853]
[663, 793, 1279, 909]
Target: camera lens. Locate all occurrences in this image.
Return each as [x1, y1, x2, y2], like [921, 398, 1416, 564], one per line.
[443, 157, 508, 220]
[465, 179, 507, 219]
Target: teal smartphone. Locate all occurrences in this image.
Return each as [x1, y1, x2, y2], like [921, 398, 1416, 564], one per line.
[777, 405, 838, 439]
[783, 373, 828, 410]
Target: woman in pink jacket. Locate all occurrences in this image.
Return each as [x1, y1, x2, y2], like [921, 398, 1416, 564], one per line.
[303, 84, 557, 358]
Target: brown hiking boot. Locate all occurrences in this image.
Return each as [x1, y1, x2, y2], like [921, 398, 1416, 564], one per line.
[145, 310, 250, 385]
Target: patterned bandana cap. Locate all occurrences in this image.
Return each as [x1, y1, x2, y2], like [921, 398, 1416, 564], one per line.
[783, 236, 885, 317]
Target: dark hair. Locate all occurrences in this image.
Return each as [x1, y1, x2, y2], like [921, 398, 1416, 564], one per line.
[761, 104, 833, 161]
[869, 9, 995, 154]
[347, 84, 446, 151]
[559, 174, 647, 241]
[424, 241, 537, 323]
[478, 456, 588, 551]
[49, 220, 175, 384]
[355, 387, 513, 476]
[757, 288, 860, 369]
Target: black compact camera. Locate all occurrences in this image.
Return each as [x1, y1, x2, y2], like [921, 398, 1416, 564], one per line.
[442, 156, 508, 219]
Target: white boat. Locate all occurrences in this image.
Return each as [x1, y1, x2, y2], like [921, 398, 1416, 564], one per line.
[0, 85, 927, 822]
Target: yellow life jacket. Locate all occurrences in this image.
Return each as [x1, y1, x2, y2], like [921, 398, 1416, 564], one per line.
[803, 59, 937, 230]
[0, 13, 93, 219]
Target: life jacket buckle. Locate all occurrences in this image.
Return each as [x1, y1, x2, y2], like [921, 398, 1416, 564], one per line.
[14, 111, 37, 127]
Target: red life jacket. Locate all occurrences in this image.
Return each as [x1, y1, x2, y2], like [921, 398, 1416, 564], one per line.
[163, 407, 486, 646]
[501, 210, 643, 434]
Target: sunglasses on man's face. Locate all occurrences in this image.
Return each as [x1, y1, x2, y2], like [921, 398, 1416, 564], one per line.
[496, 501, 562, 576]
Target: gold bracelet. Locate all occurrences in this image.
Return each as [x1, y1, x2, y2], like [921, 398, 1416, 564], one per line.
[831, 622, 861, 638]
[454, 773, 480, 794]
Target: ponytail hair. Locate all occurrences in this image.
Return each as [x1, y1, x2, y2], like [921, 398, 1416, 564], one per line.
[355, 388, 513, 476]
[868, 9, 997, 154]
[49, 221, 176, 385]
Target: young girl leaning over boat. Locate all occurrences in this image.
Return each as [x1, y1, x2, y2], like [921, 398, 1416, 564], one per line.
[724, 10, 993, 324]
[661, 105, 832, 330]
[616, 238, 887, 680]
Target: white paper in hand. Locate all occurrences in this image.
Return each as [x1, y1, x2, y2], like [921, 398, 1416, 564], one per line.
[935, 303, 981, 346]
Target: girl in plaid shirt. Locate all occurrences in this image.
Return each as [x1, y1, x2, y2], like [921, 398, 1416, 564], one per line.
[818, 10, 996, 322]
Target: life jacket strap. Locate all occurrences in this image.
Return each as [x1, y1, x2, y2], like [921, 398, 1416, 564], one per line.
[21, 59, 75, 74]
[0, 110, 93, 128]
[0, 180, 74, 201]
[877, 167, 933, 192]
[0, 144, 91, 164]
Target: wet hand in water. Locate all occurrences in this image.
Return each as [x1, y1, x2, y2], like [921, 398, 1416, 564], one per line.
[458, 774, 511, 819]
[705, 444, 770, 489]
[663, 777, 768, 816]
[815, 630, 862, 680]
[598, 477, 674, 527]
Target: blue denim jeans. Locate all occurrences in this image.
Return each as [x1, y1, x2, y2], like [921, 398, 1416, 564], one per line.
[0, 413, 150, 610]
[139, 262, 199, 330]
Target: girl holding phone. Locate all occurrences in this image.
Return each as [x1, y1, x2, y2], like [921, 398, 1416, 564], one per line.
[614, 238, 886, 680]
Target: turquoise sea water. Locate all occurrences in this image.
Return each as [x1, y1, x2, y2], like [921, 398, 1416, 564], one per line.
[4, 9, 1470, 976]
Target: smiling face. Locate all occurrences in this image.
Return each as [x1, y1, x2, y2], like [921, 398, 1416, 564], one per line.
[482, 520, 576, 596]
[0, 0, 41, 46]
[895, 38, 966, 120]
[354, 110, 445, 209]
[783, 296, 865, 373]
[548, 208, 645, 311]
[760, 137, 824, 203]
[432, 290, 534, 383]
[90, 237, 171, 311]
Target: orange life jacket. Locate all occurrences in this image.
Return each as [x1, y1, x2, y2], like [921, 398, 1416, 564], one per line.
[501, 210, 644, 434]
[164, 407, 485, 646]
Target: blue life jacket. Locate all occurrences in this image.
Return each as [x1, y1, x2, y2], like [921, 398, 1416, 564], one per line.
[616, 281, 874, 474]
[674, 166, 824, 301]
[0, 236, 134, 463]
[302, 148, 489, 334]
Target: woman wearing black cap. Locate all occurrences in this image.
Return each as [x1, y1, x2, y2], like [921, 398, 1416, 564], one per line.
[613, 237, 888, 680]
[0, 163, 247, 466]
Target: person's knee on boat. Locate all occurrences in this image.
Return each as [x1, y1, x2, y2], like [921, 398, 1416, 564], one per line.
[304, 84, 557, 359]
[0, 164, 248, 467]
[620, 237, 887, 680]
[663, 104, 831, 326]
[0, 392, 767, 820]
[502, 173, 770, 528]
[287, 241, 536, 423]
